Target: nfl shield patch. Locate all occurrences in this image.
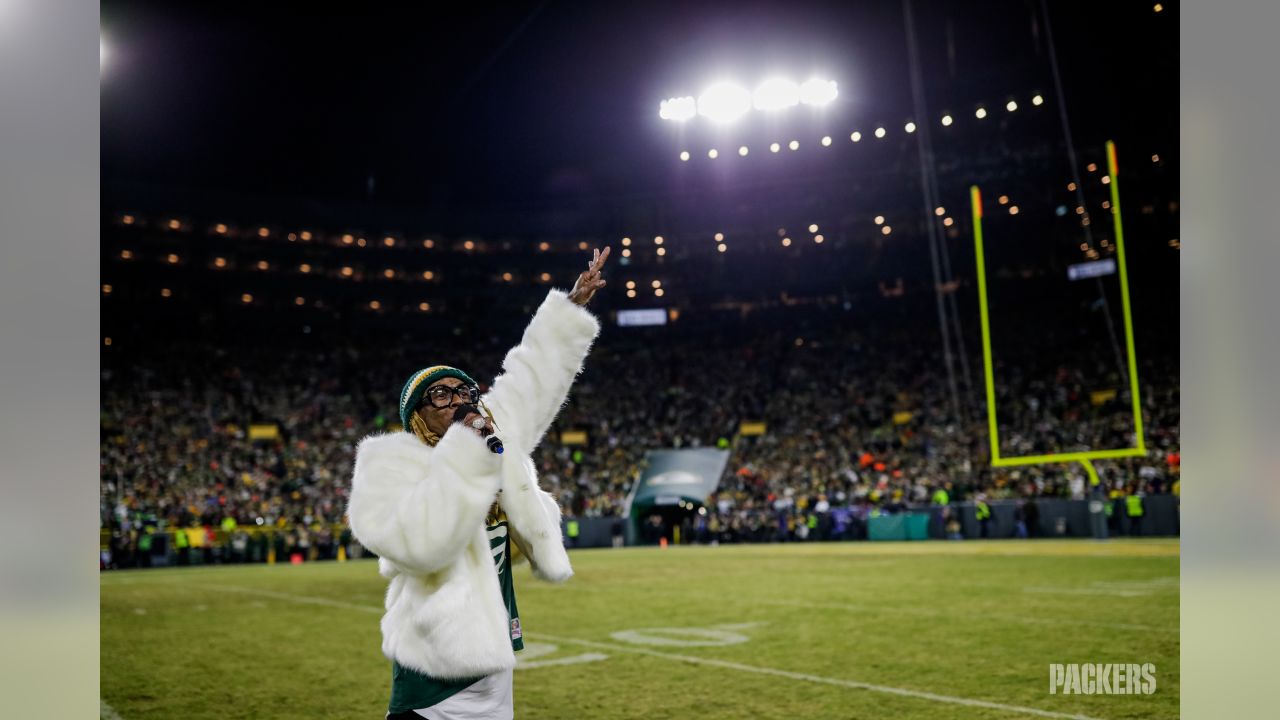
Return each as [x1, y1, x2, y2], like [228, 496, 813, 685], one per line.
[510, 618, 522, 640]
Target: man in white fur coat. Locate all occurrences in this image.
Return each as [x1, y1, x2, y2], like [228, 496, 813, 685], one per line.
[348, 247, 610, 719]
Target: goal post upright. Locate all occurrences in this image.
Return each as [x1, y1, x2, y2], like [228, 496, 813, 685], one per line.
[969, 140, 1147, 477]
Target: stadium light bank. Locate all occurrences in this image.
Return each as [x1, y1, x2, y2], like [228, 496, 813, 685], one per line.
[659, 77, 839, 123]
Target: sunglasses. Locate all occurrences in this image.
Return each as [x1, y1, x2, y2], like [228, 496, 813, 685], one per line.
[422, 383, 480, 408]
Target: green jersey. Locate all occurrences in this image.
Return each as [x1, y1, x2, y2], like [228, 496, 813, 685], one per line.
[487, 515, 524, 652]
[388, 511, 522, 714]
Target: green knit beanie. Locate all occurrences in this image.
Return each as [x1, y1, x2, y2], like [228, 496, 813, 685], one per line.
[398, 365, 480, 430]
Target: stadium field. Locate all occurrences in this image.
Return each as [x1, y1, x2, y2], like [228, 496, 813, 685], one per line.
[101, 539, 1179, 719]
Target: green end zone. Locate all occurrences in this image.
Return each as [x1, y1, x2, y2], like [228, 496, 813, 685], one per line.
[971, 140, 1146, 481]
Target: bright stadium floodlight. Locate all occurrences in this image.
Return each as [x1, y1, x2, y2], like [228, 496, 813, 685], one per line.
[874, 127, 886, 138]
[738, 145, 749, 157]
[850, 131, 862, 142]
[697, 82, 752, 123]
[753, 77, 800, 110]
[679, 151, 690, 162]
[821, 135, 832, 146]
[659, 96, 697, 121]
[708, 148, 719, 159]
[798, 78, 838, 106]
[770, 142, 781, 153]
[904, 121, 917, 133]
[941, 114, 953, 126]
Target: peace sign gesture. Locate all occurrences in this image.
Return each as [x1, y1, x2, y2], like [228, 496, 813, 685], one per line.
[568, 246, 610, 306]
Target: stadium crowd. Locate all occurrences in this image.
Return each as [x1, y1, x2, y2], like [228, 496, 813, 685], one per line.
[101, 299, 1179, 564]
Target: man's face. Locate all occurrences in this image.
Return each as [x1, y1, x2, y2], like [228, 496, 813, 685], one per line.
[415, 377, 476, 437]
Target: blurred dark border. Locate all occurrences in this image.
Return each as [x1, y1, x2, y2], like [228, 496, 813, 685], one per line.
[0, 0, 101, 715]
[1181, 0, 1280, 716]
[1, 0, 1278, 715]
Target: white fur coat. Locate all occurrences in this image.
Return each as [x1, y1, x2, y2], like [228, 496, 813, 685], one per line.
[347, 289, 600, 679]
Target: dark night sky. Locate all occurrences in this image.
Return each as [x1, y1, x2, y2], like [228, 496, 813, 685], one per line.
[100, 0, 1177, 211]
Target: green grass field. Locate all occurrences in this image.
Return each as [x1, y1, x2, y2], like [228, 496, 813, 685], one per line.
[101, 539, 1179, 719]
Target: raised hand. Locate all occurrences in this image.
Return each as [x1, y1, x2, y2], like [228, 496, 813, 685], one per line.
[568, 246, 610, 306]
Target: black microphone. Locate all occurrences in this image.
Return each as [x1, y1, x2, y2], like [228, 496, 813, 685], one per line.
[453, 404, 504, 454]
[486, 435, 504, 455]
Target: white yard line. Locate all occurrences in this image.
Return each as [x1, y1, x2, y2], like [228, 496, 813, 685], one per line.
[100, 699, 125, 720]
[536, 633, 1105, 720]
[1023, 587, 1149, 598]
[1091, 578, 1178, 589]
[517, 653, 610, 669]
[201, 584, 1105, 720]
[759, 598, 1177, 634]
[188, 583, 382, 614]
[1024, 577, 1179, 599]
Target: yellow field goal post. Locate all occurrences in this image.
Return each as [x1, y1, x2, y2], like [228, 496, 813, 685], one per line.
[970, 140, 1146, 487]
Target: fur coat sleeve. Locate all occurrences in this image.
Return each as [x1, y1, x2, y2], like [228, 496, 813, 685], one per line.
[482, 289, 601, 454]
[347, 425, 501, 575]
